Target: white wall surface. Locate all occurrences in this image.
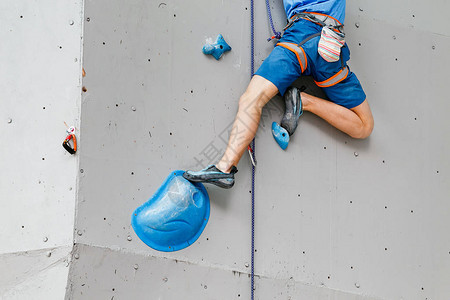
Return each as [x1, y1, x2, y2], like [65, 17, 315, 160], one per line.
[67, 0, 450, 299]
[0, 0, 83, 298]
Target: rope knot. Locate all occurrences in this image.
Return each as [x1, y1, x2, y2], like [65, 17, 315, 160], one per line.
[267, 31, 282, 42]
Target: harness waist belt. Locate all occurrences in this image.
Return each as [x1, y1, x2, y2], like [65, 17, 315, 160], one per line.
[278, 12, 348, 88]
[284, 12, 344, 33]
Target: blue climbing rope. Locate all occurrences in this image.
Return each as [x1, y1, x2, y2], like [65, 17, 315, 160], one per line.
[250, 1, 255, 76]
[250, 0, 255, 297]
[250, 1, 279, 299]
[265, 0, 282, 41]
[251, 139, 256, 300]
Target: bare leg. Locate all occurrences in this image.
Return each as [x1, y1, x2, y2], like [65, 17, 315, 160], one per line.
[301, 93, 374, 139]
[215, 86, 374, 173]
[216, 75, 278, 173]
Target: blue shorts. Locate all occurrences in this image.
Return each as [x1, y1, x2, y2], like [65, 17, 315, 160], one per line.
[255, 19, 366, 109]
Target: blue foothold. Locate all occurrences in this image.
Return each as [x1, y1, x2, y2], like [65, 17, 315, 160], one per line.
[272, 122, 290, 150]
[131, 170, 210, 252]
[202, 34, 231, 60]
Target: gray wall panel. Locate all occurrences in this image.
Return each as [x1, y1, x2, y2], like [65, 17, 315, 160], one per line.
[72, 0, 450, 299]
[68, 244, 379, 300]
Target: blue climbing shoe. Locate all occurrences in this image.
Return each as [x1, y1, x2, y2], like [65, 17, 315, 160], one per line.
[280, 86, 303, 136]
[272, 86, 304, 150]
[183, 165, 238, 189]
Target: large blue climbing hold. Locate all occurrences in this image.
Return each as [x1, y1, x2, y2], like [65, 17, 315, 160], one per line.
[272, 122, 290, 150]
[131, 170, 210, 252]
[202, 34, 231, 60]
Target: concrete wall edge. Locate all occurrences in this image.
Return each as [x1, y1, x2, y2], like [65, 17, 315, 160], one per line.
[68, 243, 382, 300]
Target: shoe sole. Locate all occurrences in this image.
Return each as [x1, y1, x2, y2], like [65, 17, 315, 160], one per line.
[183, 172, 235, 189]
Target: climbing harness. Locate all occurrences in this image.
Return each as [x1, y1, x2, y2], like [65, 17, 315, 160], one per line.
[277, 12, 349, 88]
[276, 36, 350, 88]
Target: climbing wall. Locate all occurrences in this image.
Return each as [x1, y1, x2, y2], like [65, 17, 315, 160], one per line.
[73, 0, 450, 299]
[0, 0, 83, 299]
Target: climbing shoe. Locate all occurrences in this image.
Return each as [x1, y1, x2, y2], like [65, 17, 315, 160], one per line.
[280, 86, 303, 136]
[183, 165, 238, 189]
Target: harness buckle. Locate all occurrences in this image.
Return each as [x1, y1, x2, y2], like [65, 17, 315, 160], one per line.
[283, 14, 305, 31]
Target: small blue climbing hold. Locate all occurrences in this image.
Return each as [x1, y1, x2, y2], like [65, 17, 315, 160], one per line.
[131, 170, 210, 252]
[272, 122, 290, 150]
[202, 34, 231, 60]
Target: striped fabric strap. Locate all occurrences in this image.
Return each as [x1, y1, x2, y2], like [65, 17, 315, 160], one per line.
[314, 66, 349, 88]
[276, 42, 308, 73]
